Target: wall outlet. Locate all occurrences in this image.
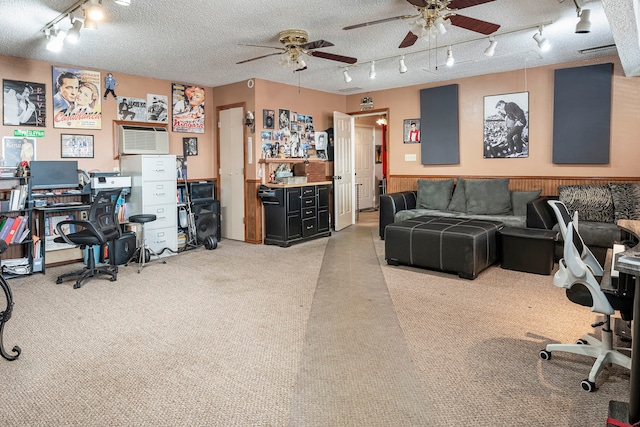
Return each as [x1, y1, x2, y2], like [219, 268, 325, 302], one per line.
[405, 154, 417, 162]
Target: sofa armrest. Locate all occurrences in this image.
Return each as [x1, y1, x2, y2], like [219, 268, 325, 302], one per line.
[379, 191, 417, 239]
[526, 196, 558, 229]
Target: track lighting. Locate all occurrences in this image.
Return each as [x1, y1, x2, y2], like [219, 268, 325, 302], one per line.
[85, 0, 104, 22]
[369, 61, 376, 79]
[445, 46, 454, 67]
[575, 8, 591, 33]
[399, 56, 407, 74]
[484, 37, 497, 57]
[533, 26, 550, 51]
[66, 18, 83, 44]
[45, 27, 66, 52]
[343, 68, 352, 83]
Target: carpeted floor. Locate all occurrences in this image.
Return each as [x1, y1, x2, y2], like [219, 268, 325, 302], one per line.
[0, 210, 632, 426]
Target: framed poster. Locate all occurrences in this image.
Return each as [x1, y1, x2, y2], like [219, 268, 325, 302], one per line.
[403, 119, 420, 143]
[116, 96, 147, 122]
[147, 94, 168, 123]
[2, 137, 36, 167]
[263, 109, 275, 129]
[172, 83, 204, 133]
[3, 79, 46, 126]
[278, 109, 290, 130]
[52, 66, 101, 129]
[61, 134, 94, 158]
[483, 91, 529, 158]
[183, 137, 198, 156]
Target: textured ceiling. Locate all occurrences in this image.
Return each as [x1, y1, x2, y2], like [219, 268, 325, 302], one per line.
[0, 0, 637, 95]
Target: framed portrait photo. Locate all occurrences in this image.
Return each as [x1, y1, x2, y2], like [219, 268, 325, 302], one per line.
[61, 134, 94, 158]
[183, 137, 198, 156]
[483, 91, 529, 158]
[403, 119, 420, 143]
[263, 109, 275, 129]
[2, 136, 36, 168]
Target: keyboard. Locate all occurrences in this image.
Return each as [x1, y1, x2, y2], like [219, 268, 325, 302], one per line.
[50, 202, 84, 207]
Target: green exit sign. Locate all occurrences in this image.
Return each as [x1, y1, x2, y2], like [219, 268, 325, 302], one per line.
[14, 129, 45, 138]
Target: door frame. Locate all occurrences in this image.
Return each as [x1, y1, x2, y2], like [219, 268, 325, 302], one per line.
[216, 102, 247, 242]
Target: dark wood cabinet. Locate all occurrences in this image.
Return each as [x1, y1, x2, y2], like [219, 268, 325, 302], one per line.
[262, 183, 331, 247]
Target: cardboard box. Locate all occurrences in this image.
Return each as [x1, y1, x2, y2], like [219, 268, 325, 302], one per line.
[293, 162, 326, 182]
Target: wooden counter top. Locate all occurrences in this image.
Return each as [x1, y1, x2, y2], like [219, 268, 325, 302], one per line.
[264, 181, 332, 189]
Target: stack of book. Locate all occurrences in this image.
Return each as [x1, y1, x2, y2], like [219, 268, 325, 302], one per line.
[0, 215, 30, 244]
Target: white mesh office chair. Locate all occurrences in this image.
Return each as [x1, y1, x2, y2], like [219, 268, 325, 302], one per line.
[539, 221, 632, 392]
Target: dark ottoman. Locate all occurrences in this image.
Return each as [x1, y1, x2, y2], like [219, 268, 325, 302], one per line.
[385, 216, 503, 279]
[499, 227, 558, 275]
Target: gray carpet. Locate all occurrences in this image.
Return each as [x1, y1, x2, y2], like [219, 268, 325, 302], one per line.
[0, 212, 633, 426]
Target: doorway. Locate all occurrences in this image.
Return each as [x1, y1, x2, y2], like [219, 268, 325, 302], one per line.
[352, 111, 387, 218]
[218, 106, 245, 241]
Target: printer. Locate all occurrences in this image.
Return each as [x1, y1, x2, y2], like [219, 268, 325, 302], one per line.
[90, 172, 132, 196]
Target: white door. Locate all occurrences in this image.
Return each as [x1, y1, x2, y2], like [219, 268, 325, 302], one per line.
[354, 125, 375, 211]
[219, 107, 245, 241]
[333, 111, 355, 231]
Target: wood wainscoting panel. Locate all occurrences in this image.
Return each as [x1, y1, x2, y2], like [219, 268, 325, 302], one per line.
[387, 175, 640, 196]
[245, 180, 263, 244]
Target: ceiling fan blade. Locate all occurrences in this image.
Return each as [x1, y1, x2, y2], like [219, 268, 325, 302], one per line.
[343, 15, 413, 30]
[448, 14, 500, 35]
[309, 51, 357, 64]
[405, 0, 428, 7]
[236, 52, 283, 65]
[399, 31, 419, 49]
[300, 39, 334, 50]
[240, 43, 285, 50]
[448, 0, 496, 10]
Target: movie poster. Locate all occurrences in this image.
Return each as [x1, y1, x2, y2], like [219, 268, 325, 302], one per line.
[116, 96, 147, 122]
[52, 66, 101, 129]
[3, 79, 46, 127]
[147, 94, 168, 123]
[171, 83, 204, 133]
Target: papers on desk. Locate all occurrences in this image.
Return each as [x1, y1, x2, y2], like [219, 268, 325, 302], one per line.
[611, 244, 625, 278]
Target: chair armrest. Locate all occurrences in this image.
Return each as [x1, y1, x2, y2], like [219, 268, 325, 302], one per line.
[379, 191, 417, 239]
[55, 219, 102, 246]
[526, 196, 558, 229]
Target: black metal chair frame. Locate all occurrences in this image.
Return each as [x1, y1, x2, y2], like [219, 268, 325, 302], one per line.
[54, 188, 123, 289]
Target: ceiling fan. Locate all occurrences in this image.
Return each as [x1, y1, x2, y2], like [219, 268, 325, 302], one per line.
[237, 29, 357, 71]
[344, 0, 500, 49]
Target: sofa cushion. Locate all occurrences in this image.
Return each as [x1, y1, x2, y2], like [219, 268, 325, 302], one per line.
[447, 177, 466, 212]
[511, 190, 542, 216]
[417, 179, 454, 210]
[465, 178, 511, 215]
[395, 208, 462, 222]
[558, 184, 614, 223]
[608, 183, 640, 221]
[553, 220, 621, 248]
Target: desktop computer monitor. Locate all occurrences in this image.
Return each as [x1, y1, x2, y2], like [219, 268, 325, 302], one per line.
[29, 160, 79, 190]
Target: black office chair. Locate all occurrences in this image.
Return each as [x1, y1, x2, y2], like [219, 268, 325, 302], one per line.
[54, 188, 123, 289]
[539, 220, 633, 392]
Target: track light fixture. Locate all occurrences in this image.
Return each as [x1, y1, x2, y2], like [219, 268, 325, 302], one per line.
[85, 0, 104, 22]
[533, 25, 550, 51]
[45, 26, 66, 52]
[445, 46, 454, 67]
[573, 0, 591, 33]
[399, 55, 408, 74]
[66, 18, 83, 43]
[343, 68, 352, 83]
[369, 61, 376, 79]
[483, 36, 497, 57]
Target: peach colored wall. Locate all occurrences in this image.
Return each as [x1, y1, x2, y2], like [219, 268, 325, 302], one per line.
[212, 78, 346, 179]
[0, 55, 216, 178]
[346, 55, 640, 178]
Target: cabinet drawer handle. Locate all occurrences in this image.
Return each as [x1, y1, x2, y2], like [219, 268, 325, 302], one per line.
[306, 225, 313, 230]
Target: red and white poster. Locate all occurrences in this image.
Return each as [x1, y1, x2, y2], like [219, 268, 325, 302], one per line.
[52, 66, 102, 129]
[172, 83, 204, 133]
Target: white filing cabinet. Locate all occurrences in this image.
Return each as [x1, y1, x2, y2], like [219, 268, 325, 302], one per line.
[119, 154, 177, 256]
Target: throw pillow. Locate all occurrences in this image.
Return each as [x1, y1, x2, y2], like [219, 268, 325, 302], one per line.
[558, 184, 615, 223]
[511, 190, 542, 217]
[447, 177, 466, 212]
[608, 183, 640, 220]
[465, 178, 511, 215]
[416, 179, 454, 210]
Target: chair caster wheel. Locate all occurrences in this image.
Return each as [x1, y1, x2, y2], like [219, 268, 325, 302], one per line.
[56, 278, 62, 284]
[581, 379, 596, 392]
[73, 282, 82, 289]
[539, 350, 551, 361]
[576, 339, 588, 345]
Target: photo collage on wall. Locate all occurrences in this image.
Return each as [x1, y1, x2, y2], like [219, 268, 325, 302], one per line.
[262, 109, 315, 159]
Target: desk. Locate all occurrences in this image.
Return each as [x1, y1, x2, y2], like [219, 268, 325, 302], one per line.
[608, 220, 640, 425]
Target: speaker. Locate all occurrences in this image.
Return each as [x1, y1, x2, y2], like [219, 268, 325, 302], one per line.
[192, 199, 221, 244]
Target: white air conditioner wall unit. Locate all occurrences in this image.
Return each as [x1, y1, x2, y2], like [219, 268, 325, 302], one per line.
[118, 125, 169, 154]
